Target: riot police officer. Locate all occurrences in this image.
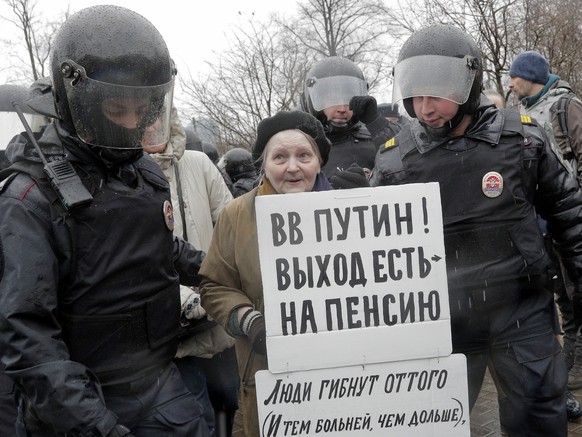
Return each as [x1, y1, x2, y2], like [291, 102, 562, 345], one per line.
[0, 6, 209, 436]
[217, 147, 258, 198]
[184, 122, 203, 152]
[353, 24, 582, 436]
[299, 56, 399, 180]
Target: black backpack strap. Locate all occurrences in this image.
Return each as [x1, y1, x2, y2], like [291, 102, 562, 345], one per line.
[553, 93, 575, 155]
[173, 160, 189, 242]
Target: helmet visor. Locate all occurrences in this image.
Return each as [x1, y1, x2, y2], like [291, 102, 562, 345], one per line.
[64, 70, 174, 150]
[307, 76, 368, 111]
[392, 55, 476, 105]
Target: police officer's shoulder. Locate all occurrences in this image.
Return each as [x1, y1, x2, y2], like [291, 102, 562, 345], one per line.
[0, 171, 52, 219]
[519, 115, 546, 142]
[518, 113, 538, 127]
[498, 108, 539, 135]
[379, 135, 399, 154]
[134, 153, 171, 191]
[352, 123, 373, 140]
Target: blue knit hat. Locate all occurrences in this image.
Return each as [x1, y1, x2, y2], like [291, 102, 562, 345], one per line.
[509, 51, 549, 84]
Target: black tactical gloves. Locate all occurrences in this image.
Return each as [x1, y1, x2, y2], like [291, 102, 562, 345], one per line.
[240, 309, 267, 355]
[330, 164, 370, 189]
[349, 95, 380, 125]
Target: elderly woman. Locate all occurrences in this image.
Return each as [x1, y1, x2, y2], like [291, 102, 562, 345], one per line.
[199, 111, 332, 437]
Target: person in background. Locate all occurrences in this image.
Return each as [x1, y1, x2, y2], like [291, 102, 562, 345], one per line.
[184, 121, 204, 152]
[203, 141, 220, 165]
[509, 49, 582, 422]
[217, 147, 259, 198]
[0, 6, 209, 436]
[199, 110, 332, 437]
[143, 105, 238, 437]
[377, 102, 410, 126]
[357, 24, 582, 436]
[299, 56, 399, 181]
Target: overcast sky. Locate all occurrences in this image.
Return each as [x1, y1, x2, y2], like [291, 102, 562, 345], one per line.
[0, 0, 300, 85]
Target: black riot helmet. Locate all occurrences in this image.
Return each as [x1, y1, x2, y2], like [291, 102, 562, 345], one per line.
[184, 124, 203, 151]
[393, 24, 483, 135]
[300, 57, 368, 129]
[202, 141, 219, 164]
[217, 148, 256, 182]
[50, 5, 176, 158]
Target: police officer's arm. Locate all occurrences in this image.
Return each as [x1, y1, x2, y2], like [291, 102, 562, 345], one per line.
[533, 125, 582, 328]
[0, 177, 119, 435]
[535, 129, 582, 263]
[533, 125, 582, 276]
[173, 235, 206, 286]
[567, 98, 582, 186]
[349, 96, 401, 146]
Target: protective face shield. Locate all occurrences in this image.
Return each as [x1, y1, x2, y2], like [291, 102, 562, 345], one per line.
[50, 5, 176, 162]
[61, 61, 174, 150]
[393, 24, 483, 123]
[306, 75, 369, 112]
[392, 54, 478, 108]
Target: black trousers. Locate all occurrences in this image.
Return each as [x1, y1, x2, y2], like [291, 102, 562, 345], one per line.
[18, 362, 210, 437]
[452, 286, 567, 437]
[0, 368, 17, 436]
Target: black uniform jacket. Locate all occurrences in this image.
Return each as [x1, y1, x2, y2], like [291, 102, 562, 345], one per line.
[0, 121, 205, 434]
[370, 101, 582, 309]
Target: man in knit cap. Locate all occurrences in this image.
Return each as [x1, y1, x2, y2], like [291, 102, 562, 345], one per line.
[509, 51, 582, 182]
[510, 50, 582, 421]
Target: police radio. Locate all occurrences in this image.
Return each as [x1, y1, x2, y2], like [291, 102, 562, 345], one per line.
[12, 101, 93, 211]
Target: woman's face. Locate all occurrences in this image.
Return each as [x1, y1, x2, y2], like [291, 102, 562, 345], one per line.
[264, 130, 321, 194]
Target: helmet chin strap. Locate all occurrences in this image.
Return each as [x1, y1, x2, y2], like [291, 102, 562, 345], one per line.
[420, 108, 465, 141]
[93, 146, 143, 167]
[326, 120, 352, 135]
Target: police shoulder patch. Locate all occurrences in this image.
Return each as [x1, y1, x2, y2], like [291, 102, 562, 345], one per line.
[520, 114, 535, 126]
[383, 137, 397, 150]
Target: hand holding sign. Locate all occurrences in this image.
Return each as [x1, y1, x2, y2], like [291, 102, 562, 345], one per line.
[241, 308, 267, 355]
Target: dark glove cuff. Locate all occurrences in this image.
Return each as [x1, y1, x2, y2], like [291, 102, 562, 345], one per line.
[95, 409, 118, 437]
[104, 423, 134, 437]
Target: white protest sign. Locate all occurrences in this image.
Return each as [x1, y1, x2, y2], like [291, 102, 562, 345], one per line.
[255, 183, 451, 373]
[256, 354, 469, 437]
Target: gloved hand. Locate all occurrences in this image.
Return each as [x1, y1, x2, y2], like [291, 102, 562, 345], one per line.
[240, 309, 267, 355]
[182, 288, 206, 320]
[247, 315, 266, 355]
[106, 424, 136, 437]
[330, 164, 370, 189]
[349, 95, 380, 125]
[573, 283, 582, 329]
